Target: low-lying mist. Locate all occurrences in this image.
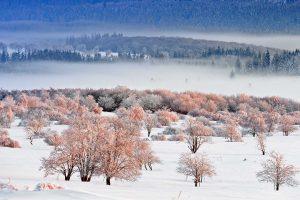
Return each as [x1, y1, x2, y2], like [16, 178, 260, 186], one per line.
[1, 61, 300, 102]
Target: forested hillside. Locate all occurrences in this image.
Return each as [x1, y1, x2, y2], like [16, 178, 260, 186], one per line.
[1, 0, 300, 33]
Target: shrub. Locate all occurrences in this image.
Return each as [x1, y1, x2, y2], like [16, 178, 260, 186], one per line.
[0, 129, 21, 148]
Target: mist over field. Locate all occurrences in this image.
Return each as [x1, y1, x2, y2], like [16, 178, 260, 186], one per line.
[1, 61, 300, 101]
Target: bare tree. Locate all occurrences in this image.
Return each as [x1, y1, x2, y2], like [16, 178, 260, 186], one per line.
[257, 151, 299, 191]
[40, 134, 77, 181]
[246, 109, 266, 137]
[144, 112, 158, 137]
[143, 149, 161, 171]
[96, 117, 142, 185]
[225, 120, 242, 142]
[71, 113, 105, 182]
[264, 111, 280, 133]
[278, 115, 297, 136]
[25, 118, 45, 145]
[256, 132, 266, 155]
[177, 153, 216, 187]
[185, 118, 212, 153]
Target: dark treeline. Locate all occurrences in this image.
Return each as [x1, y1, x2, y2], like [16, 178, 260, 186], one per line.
[66, 34, 265, 59]
[237, 49, 300, 74]
[1, 34, 300, 74]
[0, 50, 83, 62]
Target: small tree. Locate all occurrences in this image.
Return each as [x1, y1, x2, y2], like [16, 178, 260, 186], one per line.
[186, 119, 212, 153]
[40, 143, 77, 181]
[256, 151, 299, 191]
[256, 132, 266, 155]
[225, 121, 242, 142]
[264, 111, 279, 133]
[177, 153, 216, 187]
[246, 110, 266, 137]
[157, 108, 178, 126]
[144, 112, 158, 137]
[96, 117, 142, 185]
[279, 115, 296, 136]
[143, 149, 161, 171]
[25, 118, 45, 145]
[0, 129, 21, 148]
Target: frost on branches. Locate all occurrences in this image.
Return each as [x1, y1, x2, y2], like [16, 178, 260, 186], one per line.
[257, 151, 299, 191]
[177, 153, 216, 187]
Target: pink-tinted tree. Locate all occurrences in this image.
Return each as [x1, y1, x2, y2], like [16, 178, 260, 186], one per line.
[225, 120, 242, 142]
[157, 108, 179, 126]
[278, 115, 297, 136]
[96, 117, 142, 185]
[185, 118, 212, 153]
[257, 151, 299, 191]
[256, 132, 266, 155]
[264, 111, 280, 133]
[177, 153, 216, 187]
[40, 136, 77, 181]
[0, 129, 21, 148]
[144, 112, 158, 137]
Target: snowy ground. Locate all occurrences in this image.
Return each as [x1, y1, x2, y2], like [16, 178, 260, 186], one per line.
[1, 117, 300, 200]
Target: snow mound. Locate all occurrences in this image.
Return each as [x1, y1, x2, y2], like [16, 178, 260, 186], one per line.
[0, 181, 18, 192]
[35, 183, 63, 191]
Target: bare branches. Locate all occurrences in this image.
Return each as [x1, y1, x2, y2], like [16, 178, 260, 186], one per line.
[185, 118, 212, 153]
[257, 151, 299, 191]
[177, 153, 216, 187]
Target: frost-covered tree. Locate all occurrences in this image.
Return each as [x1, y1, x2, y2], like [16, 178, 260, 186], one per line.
[0, 107, 14, 128]
[246, 109, 266, 137]
[225, 120, 242, 142]
[185, 118, 212, 153]
[0, 129, 20, 148]
[98, 95, 116, 111]
[264, 111, 280, 133]
[257, 151, 299, 191]
[96, 117, 142, 185]
[40, 133, 77, 181]
[177, 153, 216, 187]
[138, 94, 162, 111]
[278, 115, 296, 136]
[256, 132, 266, 155]
[25, 118, 46, 145]
[157, 108, 179, 126]
[144, 112, 158, 137]
[70, 112, 105, 182]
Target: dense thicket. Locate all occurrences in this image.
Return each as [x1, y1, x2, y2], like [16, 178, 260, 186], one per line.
[1, 87, 300, 115]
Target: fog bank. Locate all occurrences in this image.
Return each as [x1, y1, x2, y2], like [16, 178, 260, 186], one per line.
[1, 62, 300, 102]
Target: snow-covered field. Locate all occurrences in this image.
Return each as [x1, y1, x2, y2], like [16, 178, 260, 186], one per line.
[1, 117, 300, 200]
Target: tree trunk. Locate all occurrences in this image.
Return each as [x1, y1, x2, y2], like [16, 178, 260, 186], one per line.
[81, 176, 90, 182]
[106, 177, 111, 185]
[262, 150, 265, 155]
[147, 130, 151, 137]
[276, 183, 279, 191]
[65, 174, 71, 181]
[194, 180, 198, 187]
[148, 162, 152, 171]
